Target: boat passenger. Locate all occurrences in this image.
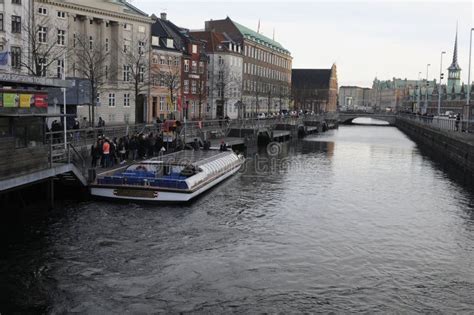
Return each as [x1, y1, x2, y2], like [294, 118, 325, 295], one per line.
[219, 141, 227, 151]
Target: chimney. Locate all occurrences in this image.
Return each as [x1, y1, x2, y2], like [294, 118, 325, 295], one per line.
[160, 12, 167, 21]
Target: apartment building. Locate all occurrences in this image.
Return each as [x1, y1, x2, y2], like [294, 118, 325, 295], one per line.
[190, 30, 243, 119]
[33, 0, 152, 124]
[205, 17, 292, 117]
[149, 13, 182, 122]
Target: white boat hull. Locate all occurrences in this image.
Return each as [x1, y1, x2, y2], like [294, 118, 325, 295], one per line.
[90, 164, 242, 203]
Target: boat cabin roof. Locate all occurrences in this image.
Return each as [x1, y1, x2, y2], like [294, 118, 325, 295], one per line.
[141, 149, 233, 167]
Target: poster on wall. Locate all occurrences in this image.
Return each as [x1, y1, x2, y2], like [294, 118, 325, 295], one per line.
[20, 94, 34, 108]
[34, 93, 48, 108]
[3, 93, 19, 108]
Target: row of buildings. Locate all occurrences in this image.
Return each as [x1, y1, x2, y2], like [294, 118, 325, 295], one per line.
[1, 0, 314, 125]
[340, 29, 473, 118]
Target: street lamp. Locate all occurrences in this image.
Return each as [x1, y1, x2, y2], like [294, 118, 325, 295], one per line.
[425, 64, 430, 114]
[417, 72, 422, 113]
[466, 28, 474, 123]
[438, 51, 446, 115]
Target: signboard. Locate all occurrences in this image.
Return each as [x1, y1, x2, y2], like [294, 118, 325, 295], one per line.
[20, 94, 33, 108]
[34, 93, 48, 108]
[3, 93, 19, 108]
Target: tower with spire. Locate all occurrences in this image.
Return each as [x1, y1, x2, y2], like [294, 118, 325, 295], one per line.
[447, 25, 462, 93]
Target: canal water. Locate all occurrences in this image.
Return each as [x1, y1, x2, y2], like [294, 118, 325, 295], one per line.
[1, 121, 474, 313]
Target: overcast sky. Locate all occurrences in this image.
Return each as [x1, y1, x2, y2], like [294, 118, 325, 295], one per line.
[131, 0, 473, 88]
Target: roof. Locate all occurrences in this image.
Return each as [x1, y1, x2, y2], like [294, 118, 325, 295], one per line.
[117, 0, 148, 17]
[292, 69, 332, 89]
[232, 20, 290, 54]
[189, 31, 232, 53]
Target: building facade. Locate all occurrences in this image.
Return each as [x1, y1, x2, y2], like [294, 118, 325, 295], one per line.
[339, 86, 372, 111]
[155, 15, 208, 120]
[149, 13, 182, 122]
[205, 17, 292, 117]
[292, 64, 338, 113]
[401, 29, 473, 117]
[33, 0, 153, 125]
[191, 30, 243, 119]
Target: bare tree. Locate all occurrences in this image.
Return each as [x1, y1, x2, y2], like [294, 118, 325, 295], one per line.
[20, 3, 70, 76]
[121, 37, 150, 123]
[75, 35, 110, 126]
[152, 60, 181, 119]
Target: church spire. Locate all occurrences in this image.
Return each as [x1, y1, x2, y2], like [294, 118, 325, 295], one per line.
[449, 23, 461, 71]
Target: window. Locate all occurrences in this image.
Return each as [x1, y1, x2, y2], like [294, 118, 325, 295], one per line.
[11, 16, 21, 33]
[152, 36, 159, 46]
[218, 71, 223, 81]
[38, 58, 47, 77]
[191, 60, 197, 73]
[138, 25, 145, 33]
[12, 0, 21, 4]
[123, 41, 129, 53]
[138, 41, 145, 55]
[38, 7, 47, 15]
[73, 33, 76, 47]
[38, 26, 47, 43]
[124, 114, 130, 123]
[199, 61, 204, 74]
[96, 93, 100, 105]
[160, 56, 165, 65]
[159, 96, 165, 111]
[57, 29, 65, 46]
[0, 14, 3, 32]
[124, 94, 130, 107]
[11, 46, 21, 69]
[192, 44, 197, 54]
[123, 23, 131, 31]
[108, 93, 115, 107]
[152, 55, 158, 64]
[166, 38, 174, 48]
[57, 11, 66, 19]
[105, 38, 109, 52]
[174, 56, 179, 66]
[139, 66, 145, 83]
[183, 80, 189, 94]
[123, 65, 130, 82]
[159, 75, 165, 87]
[56, 59, 64, 78]
[105, 65, 108, 79]
[89, 36, 93, 50]
[184, 60, 189, 72]
[152, 97, 158, 116]
[191, 80, 197, 94]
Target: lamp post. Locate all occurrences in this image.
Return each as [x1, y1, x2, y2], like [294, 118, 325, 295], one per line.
[438, 51, 446, 115]
[417, 72, 422, 113]
[466, 28, 474, 124]
[425, 64, 430, 114]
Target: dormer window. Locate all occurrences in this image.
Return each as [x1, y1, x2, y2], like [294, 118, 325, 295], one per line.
[166, 38, 174, 48]
[152, 36, 159, 46]
[192, 44, 197, 54]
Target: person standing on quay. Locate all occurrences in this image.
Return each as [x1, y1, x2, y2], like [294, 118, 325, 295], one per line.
[102, 138, 110, 168]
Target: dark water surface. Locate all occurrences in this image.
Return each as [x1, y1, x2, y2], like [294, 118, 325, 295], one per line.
[2, 124, 474, 313]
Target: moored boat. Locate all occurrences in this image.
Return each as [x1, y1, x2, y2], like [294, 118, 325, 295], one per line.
[90, 149, 245, 203]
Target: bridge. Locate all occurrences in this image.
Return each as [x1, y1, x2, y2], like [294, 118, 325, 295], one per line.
[338, 112, 396, 125]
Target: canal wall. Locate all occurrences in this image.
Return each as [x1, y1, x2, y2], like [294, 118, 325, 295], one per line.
[396, 118, 474, 176]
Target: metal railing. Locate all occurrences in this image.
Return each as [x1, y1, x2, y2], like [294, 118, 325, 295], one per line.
[398, 113, 474, 133]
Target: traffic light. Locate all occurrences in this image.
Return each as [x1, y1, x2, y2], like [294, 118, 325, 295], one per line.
[440, 73, 444, 80]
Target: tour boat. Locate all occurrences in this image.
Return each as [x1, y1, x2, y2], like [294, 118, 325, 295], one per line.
[90, 149, 245, 203]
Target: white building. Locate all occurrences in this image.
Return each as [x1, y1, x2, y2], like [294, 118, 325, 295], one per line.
[34, 0, 153, 125]
[0, 0, 32, 75]
[190, 30, 243, 119]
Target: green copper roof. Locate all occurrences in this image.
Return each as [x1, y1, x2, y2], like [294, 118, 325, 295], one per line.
[233, 21, 290, 55]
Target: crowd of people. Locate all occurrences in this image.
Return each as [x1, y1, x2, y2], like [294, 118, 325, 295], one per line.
[90, 132, 171, 168]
